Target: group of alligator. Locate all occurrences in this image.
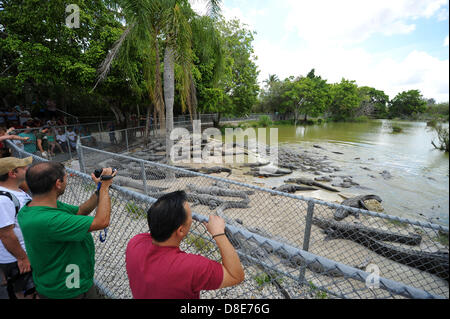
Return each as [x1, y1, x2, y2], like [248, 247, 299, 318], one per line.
[99, 138, 448, 289]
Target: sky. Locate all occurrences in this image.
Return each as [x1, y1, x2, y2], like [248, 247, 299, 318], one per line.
[191, 0, 449, 102]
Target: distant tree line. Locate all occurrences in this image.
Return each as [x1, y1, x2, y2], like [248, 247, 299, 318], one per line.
[255, 69, 449, 123]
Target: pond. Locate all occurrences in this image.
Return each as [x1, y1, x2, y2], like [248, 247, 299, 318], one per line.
[239, 120, 449, 226]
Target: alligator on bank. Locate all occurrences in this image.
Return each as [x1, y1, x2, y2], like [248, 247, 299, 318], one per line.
[334, 195, 383, 221]
[271, 184, 318, 195]
[286, 177, 340, 192]
[200, 166, 232, 176]
[312, 217, 449, 282]
[245, 166, 293, 178]
[186, 183, 254, 198]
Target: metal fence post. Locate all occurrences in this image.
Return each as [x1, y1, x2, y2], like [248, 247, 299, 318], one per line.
[65, 126, 72, 160]
[299, 201, 315, 285]
[125, 129, 129, 152]
[140, 161, 148, 195]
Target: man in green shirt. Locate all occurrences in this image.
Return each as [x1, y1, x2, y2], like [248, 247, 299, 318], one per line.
[18, 162, 116, 299]
[36, 127, 49, 159]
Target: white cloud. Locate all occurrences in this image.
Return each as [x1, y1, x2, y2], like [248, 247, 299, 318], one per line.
[437, 7, 449, 20]
[254, 36, 449, 102]
[444, 35, 449, 46]
[189, 0, 208, 15]
[283, 0, 448, 46]
[226, 0, 450, 102]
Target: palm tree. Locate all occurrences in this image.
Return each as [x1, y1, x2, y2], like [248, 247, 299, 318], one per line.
[161, 0, 222, 162]
[263, 74, 279, 89]
[93, 0, 222, 161]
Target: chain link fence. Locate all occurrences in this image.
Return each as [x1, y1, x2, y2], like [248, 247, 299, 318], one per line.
[7, 139, 449, 299]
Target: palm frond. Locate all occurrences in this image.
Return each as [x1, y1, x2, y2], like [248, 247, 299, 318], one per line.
[205, 0, 222, 18]
[92, 24, 133, 91]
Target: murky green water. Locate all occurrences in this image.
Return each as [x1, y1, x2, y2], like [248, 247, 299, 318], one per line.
[236, 120, 449, 225]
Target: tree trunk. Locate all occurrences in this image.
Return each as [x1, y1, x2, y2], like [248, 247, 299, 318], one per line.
[153, 32, 165, 136]
[213, 112, 221, 127]
[164, 47, 175, 163]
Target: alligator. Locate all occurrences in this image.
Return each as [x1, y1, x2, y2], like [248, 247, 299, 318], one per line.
[334, 194, 383, 221]
[186, 183, 254, 198]
[379, 170, 393, 180]
[200, 166, 232, 176]
[312, 217, 448, 282]
[271, 184, 317, 195]
[285, 177, 340, 192]
[113, 176, 169, 193]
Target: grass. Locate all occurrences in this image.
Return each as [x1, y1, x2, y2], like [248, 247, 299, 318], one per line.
[185, 234, 215, 254]
[433, 231, 449, 247]
[385, 218, 409, 229]
[254, 273, 272, 287]
[126, 201, 146, 220]
[253, 272, 285, 289]
[308, 281, 328, 299]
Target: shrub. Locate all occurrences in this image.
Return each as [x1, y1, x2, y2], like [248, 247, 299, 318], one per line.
[257, 115, 273, 127]
[431, 124, 449, 152]
[392, 126, 403, 133]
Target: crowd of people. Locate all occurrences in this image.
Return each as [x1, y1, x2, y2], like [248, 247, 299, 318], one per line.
[0, 157, 245, 299]
[0, 103, 97, 159]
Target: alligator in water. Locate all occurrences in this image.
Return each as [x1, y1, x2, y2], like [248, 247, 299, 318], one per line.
[334, 194, 383, 221]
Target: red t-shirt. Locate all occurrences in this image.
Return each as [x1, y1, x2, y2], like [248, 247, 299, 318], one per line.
[126, 233, 223, 299]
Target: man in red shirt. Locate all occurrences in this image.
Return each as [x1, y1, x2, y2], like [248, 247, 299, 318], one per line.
[125, 190, 245, 299]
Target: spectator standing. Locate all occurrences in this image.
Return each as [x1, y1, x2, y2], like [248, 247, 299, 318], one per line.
[46, 129, 63, 156]
[56, 129, 68, 153]
[0, 127, 29, 158]
[107, 122, 117, 144]
[18, 127, 36, 155]
[19, 111, 32, 128]
[5, 108, 19, 128]
[66, 127, 77, 150]
[0, 110, 6, 127]
[18, 163, 116, 299]
[0, 156, 36, 299]
[36, 127, 50, 159]
[126, 191, 245, 299]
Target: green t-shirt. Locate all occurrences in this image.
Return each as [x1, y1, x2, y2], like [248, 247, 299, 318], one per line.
[18, 201, 95, 299]
[36, 132, 48, 151]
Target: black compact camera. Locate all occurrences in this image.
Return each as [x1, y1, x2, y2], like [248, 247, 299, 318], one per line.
[94, 168, 117, 180]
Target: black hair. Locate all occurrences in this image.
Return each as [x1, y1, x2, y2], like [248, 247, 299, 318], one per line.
[26, 162, 66, 195]
[147, 190, 188, 242]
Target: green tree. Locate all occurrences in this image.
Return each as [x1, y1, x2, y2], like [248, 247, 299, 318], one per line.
[328, 78, 360, 121]
[357, 86, 389, 118]
[191, 15, 228, 124]
[218, 19, 259, 119]
[0, 0, 135, 120]
[388, 90, 427, 118]
[297, 70, 329, 122]
[95, 0, 223, 158]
